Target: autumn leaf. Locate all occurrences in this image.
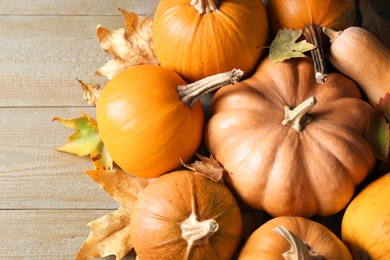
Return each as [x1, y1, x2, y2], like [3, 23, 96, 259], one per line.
[52, 112, 112, 170]
[269, 28, 316, 64]
[182, 153, 229, 182]
[96, 8, 159, 79]
[76, 170, 152, 260]
[365, 93, 390, 162]
[77, 78, 100, 106]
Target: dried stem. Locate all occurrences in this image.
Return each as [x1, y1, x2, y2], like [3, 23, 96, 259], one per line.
[190, 0, 219, 14]
[273, 226, 325, 260]
[177, 69, 243, 109]
[322, 27, 343, 44]
[181, 212, 219, 259]
[303, 24, 328, 84]
[282, 96, 317, 132]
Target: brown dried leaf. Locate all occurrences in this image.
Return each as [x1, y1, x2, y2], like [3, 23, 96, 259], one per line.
[77, 79, 100, 106]
[76, 170, 152, 260]
[183, 153, 229, 182]
[96, 8, 159, 79]
[360, 0, 390, 48]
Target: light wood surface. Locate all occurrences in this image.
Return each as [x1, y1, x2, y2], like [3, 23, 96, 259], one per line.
[1, 1, 389, 259]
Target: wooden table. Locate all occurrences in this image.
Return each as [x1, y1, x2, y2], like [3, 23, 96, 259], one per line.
[1, 1, 389, 259]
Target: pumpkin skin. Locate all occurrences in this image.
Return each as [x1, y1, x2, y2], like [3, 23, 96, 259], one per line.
[205, 57, 376, 217]
[341, 173, 390, 260]
[263, 0, 355, 37]
[324, 26, 390, 106]
[130, 170, 242, 260]
[152, 0, 268, 83]
[239, 216, 353, 259]
[96, 64, 204, 178]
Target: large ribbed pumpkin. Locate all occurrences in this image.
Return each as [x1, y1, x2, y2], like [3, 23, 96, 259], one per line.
[152, 0, 268, 83]
[205, 57, 376, 217]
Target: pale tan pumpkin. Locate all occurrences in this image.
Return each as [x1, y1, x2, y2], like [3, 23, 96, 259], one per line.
[205, 57, 376, 217]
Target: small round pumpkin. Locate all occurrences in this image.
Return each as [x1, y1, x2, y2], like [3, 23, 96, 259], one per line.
[205, 57, 376, 217]
[152, 0, 269, 82]
[341, 173, 390, 260]
[239, 216, 353, 259]
[130, 170, 242, 259]
[96, 64, 242, 178]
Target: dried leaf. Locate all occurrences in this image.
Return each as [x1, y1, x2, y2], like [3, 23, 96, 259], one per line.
[182, 153, 229, 182]
[77, 78, 101, 106]
[360, 0, 390, 48]
[52, 112, 113, 170]
[269, 28, 316, 64]
[76, 170, 152, 260]
[365, 94, 390, 162]
[96, 8, 159, 79]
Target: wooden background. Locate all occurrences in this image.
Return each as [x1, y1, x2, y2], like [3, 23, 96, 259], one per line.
[1, 0, 389, 259]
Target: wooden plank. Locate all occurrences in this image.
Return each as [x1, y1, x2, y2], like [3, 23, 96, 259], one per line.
[0, 0, 159, 15]
[0, 107, 118, 209]
[0, 209, 136, 260]
[0, 15, 130, 107]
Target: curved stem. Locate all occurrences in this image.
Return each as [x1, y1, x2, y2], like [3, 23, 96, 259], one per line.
[322, 27, 343, 44]
[181, 212, 219, 258]
[303, 24, 328, 84]
[190, 0, 219, 14]
[273, 226, 325, 260]
[282, 96, 317, 132]
[177, 68, 243, 109]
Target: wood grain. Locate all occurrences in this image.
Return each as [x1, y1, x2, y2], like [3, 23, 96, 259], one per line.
[1, 0, 390, 259]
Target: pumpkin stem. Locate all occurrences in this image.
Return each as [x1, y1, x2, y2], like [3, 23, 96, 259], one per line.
[177, 68, 243, 109]
[282, 96, 317, 132]
[273, 226, 325, 260]
[322, 27, 343, 44]
[181, 212, 219, 258]
[303, 24, 328, 84]
[190, 0, 219, 14]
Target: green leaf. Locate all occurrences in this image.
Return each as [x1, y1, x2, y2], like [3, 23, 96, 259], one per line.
[52, 112, 113, 170]
[269, 28, 316, 64]
[365, 104, 390, 162]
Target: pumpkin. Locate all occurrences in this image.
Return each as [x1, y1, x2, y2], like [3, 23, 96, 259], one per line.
[152, 0, 269, 83]
[130, 169, 242, 259]
[205, 57, 376, 217]
[239, 216, 353, 259]
[324, 26, 390, 106]
[263, 0, 356, 83]
[341, 173, 390, 260]
[96, 64, 243, 178]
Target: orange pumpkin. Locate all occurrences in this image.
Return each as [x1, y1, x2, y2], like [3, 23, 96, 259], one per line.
[130, 170, 242, 259]
[152, 0, 269, 83]
[239, 216, 353, 259]
[205, 57, 375, 217]
[263, 0, 356, 83]
[96, 64, 242, 178]
[342, 173, 390, 260]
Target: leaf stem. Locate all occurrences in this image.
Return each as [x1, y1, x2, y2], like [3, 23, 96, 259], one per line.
[282, 96, 317, 132]
[303, 24, 328, 84]
[177, 69, 243, 109]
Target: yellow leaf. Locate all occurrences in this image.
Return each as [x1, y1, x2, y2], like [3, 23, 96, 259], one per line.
[96, 8, 159, 79]
[52, 112, 113, 170]
[269, 28, 316, 64]
[77, 78, 100, 106]
[76, 170, 152, 260]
